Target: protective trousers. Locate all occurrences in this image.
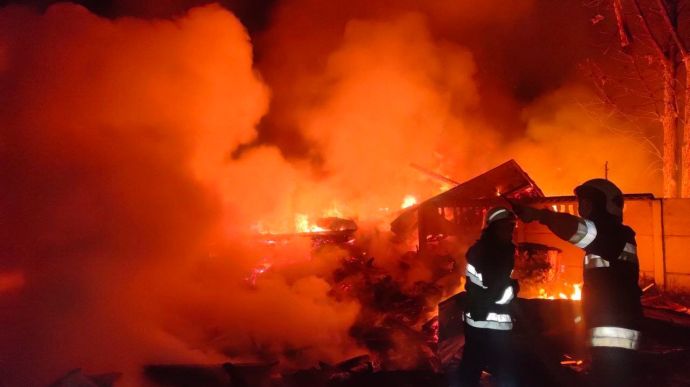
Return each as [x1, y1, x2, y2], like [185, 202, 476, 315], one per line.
[588, 346, 637, 387]
[449, 324, 517, 387]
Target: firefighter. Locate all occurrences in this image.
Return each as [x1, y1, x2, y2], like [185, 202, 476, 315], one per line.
[452, 206, 519, 387]
[511, 179, 642, 386]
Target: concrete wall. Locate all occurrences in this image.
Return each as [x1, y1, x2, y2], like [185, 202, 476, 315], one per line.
[663, 199, 690, 290]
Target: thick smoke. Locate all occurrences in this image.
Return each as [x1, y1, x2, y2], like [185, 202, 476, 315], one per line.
[509, 86, 660, 194]
[255, 0, 658, 196]
[293, 14, 480, 216]
[0, 4, 357, 386]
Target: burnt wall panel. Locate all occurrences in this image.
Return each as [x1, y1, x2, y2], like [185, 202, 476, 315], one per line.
[662, 199, 690, 290]
[663, 235, 690, 290]
[663, 199, 690, 236]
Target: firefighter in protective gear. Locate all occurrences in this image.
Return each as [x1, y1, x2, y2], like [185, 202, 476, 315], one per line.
[512, 179, 642, 386]
[452, 207, 519, 387]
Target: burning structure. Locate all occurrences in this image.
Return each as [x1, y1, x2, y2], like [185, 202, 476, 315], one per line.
[395, 159, 690, 293]
[392, 160, 544, 250]
[397, 160, 690, 386]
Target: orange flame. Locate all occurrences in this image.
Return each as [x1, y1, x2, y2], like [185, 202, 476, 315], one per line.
[295, 213, 328, 233]
[571, 283, 582, 300]
[245, 262, 273, 287]
[255, 206, 348, 235]
[401, 195, 418, 209]
[538, 283, 582, 301]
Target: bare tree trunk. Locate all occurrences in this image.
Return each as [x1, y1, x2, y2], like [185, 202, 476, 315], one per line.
[628, 0, 682, 197]
[662, 58, 680, 197]
[652, 0, 686, 197]
[682, 60, 690, 197]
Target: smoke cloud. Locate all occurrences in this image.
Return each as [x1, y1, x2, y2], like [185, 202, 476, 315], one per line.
[0, 4, 357, 386]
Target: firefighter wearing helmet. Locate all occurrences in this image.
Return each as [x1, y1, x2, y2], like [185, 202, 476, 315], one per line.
[451, 207, 519, 387]
[512, 179, 642, 386]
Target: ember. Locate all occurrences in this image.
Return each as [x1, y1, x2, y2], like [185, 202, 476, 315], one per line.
[536, 283, 582, 301]
[246, 262, 273, 288]
[401, 195, 418, 209]
[295, 214, 329, 233]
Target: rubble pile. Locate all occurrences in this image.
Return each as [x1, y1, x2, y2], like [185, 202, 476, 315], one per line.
[312, 232, 459, 371]
[142, 242, 456, 387]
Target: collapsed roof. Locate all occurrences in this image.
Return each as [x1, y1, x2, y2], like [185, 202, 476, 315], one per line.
[391, 160, 544, 246]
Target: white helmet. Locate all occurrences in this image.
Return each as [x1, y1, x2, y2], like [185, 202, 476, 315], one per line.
[485, 206, 517, 226]
[574, 178, 624, 218]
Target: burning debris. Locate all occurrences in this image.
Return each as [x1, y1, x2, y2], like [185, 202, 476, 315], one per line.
[514, 243, 560, 286]
[392, 160, 544, 250]
[144, 242, 452, 386]
[513, 243, 581, 300]
[256, 216, 357, 245]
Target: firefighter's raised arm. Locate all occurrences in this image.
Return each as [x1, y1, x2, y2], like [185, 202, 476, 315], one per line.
[511, 203, 594, 248]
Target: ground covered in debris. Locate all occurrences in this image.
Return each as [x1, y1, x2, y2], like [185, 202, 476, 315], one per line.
[44, 228, 690, 387]
[135, 245, 690, 387]
[140, 309, 690, 387]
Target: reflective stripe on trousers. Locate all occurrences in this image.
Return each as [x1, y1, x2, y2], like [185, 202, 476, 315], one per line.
[464, 312, 513, 331]
[589, 326, 640, 350]
[584, 254, 609, 268]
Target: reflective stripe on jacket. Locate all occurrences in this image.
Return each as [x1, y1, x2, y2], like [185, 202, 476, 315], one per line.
[538, 211, 643, 333]
[574, 218, 642, 332]
[464, 312, 513, 331]
[464, 237, 516, 331]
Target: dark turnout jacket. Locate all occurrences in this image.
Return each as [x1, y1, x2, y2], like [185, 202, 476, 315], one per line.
[538, 210, 642, 349]
[464, 235, 517, 330]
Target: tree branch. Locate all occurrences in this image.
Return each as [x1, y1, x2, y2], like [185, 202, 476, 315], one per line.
[613, 0, 632, 47]
[631, 0, 669, 59]
[654, 0, 688, 58]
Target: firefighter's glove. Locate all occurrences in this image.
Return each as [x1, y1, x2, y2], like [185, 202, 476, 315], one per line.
[512, 203, 542, 223]
[511, 278, 520, 296]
